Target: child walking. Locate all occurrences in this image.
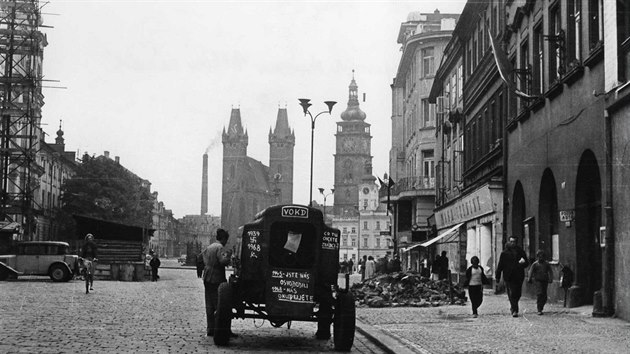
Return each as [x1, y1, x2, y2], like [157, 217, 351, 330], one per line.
[528, 250, 554, 315]
[465, 256, 489, 318]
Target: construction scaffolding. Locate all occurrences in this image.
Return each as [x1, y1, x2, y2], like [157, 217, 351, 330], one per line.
[0, 0, 45, 239]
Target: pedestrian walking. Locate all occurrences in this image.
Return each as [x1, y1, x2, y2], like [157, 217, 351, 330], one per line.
[438, 251, 449, 280]
[528, 249, 554, 315]
[202, 229, 236, 337]
[149, 250, 161, 281]
[496, 236, 529, 317]
[81, 233, 98, 291]
[360, 255, 367, 281]
[347, 258, 354, 274]
[364, 256, 376, 279]
[465, 256, 489, 318]
[431, 254, 441, 281]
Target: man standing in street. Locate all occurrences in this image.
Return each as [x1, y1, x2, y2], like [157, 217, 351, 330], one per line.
[202, 229, 234, 337]
[496, 236, 529, 317]
[438, 251, 449, 280]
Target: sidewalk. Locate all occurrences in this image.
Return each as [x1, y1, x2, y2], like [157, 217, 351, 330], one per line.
[355, 289, 630, 353]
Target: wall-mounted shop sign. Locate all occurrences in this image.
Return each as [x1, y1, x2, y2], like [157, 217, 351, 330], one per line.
[559, 210, 575, 222]
[435, 185, 494, 228]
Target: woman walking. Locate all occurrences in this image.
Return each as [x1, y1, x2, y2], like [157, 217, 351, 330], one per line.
[465, 256, 489, 318]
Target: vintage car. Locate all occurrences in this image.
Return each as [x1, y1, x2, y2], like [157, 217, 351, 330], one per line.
[0, 241, 78, 282]
[213, 204, 355, 351]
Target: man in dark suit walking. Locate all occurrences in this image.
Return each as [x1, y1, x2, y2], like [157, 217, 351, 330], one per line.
[496, 236, 529, 317]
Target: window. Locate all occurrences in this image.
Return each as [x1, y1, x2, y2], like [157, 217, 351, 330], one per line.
[351, 227, 356, 234]
[363, 221, 368, 230]
[549, 4, 563, 82]
[617, 0, 630, 81]
[450, 73, 458, 107]
[422, 47, 435, 77]
[533, 23, 544, 94]
[421, 99, 435, 127]
[422, 150, 435, 179]
[351, 238, 356, 247]
[376, 221, 381, 230]
[588, 0, 603, 50]
[363, 237, 368, 248]
[342, 227, 347, 234]
[457, 65, 463, 100]
[342, 236, 347, 246]
[376, 238, 381, 248]
[519, 38, 530, 107]
[567, 0, 582, 64]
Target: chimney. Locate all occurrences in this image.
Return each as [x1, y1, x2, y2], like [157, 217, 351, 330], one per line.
[115, 156, 120, 164]
[201, 153, 208, 215]
[104, 151, 110, 158]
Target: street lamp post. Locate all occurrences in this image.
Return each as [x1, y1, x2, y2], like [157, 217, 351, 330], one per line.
[299, 99, 336, 207]
[318, 187, 334, 223]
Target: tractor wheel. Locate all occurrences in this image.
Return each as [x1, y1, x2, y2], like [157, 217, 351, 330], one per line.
[333, 292, 356, 352]
[213, 282, 233, 346]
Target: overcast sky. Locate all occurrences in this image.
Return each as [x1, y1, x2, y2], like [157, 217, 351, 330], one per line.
[41, 0, 466, 218]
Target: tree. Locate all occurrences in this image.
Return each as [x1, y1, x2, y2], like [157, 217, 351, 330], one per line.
[58, 155, 155, 234]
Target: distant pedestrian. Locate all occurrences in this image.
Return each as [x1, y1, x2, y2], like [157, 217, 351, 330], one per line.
[496, 236, 529, 317]
[438, 251, 449, 280]
[528, 250, 554, 315]
[360, 255, 367, 281]
[465, 256, 489, 318]
[347, 258, 354, 274]
[149, 250, 161, 281]
[389, 255, 401, 273]
[365, 256, 376, 280]
[431, 254, 441, 281]
[82, 233, 98, 291]
[202, 229, 235, 337]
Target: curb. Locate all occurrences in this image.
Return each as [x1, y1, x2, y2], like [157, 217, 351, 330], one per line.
[355, 318, 428, 354]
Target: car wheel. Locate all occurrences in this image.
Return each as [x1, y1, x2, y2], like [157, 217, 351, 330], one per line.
[214, 282, 233, 346]
[49, 264, 69, 282]
[333, 292, 356, 352]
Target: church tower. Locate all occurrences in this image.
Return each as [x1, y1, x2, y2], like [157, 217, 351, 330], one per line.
[333, 72, 373, 216]
[221, 108, 248, 235]
[268, 107, 294, 204]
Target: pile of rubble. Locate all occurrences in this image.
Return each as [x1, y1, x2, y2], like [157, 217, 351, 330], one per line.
[350, 271, 468, 307]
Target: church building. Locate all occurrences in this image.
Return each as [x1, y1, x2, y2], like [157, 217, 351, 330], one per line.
[221, 107, 294, 241]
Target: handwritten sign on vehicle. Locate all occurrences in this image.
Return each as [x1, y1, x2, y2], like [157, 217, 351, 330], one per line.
[321, 230, 339, 250]
[266, 268, 315, 317]
[246, 230, 261, 260]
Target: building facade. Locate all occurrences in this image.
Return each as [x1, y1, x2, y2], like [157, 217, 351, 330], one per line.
[221, 107, 294, 244]
[150, 193, 178, 258]
[503, 0, 608, 309]
[34, 126, 77, 241]
[387, 10, 459, 272]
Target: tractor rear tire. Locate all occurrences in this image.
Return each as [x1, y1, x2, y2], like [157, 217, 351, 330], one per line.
[213, 282, 233, 346]
[333, 292, 356, 352]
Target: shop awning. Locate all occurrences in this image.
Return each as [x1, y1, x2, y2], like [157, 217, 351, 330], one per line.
[420, 222, 464, 247]
[401, 222, 464, 253]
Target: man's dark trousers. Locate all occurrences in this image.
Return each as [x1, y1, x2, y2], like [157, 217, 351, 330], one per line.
[204, 282, 220, 334]
[505, 280, 523, 313]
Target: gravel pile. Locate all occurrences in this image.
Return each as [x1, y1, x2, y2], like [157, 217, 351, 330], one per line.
[350, 271, 467, 307]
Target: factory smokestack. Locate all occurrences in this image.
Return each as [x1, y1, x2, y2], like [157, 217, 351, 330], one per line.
[201, 153, 208, 215]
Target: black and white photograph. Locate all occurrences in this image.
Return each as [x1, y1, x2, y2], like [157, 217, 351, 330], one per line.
[1, 0, 630, 353]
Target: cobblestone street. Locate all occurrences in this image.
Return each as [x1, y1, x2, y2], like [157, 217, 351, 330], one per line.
[2, 264, 629, 353]
[0, 262, 383, 354]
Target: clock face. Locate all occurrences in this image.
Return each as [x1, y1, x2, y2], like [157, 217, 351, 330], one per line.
[362, 187, 370, 195]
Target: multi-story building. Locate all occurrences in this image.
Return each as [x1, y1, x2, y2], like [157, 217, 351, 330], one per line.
[503, 0, 607, 309]
[177, 214, 221, 251]
[603, 0, 630, 322]
[34, 125, 77, 241]
[221, 107, 294, 246]
[150, 193, 178, 258]
[387, 10, 459, 271]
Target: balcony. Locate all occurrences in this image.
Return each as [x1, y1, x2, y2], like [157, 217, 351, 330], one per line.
[380, 176, 435, 201]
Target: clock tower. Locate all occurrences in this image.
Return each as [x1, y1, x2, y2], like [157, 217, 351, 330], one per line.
[333, 71, 372, 216]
